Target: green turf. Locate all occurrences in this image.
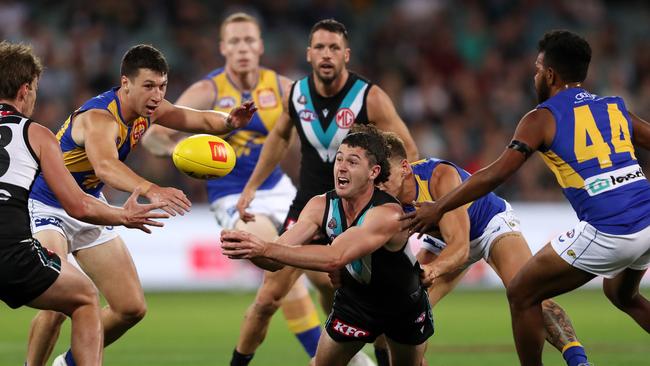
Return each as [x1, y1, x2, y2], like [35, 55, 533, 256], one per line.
[1, 289, 648, 365]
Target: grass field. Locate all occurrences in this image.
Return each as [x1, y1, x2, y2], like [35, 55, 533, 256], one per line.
[1, 289, 648, 365]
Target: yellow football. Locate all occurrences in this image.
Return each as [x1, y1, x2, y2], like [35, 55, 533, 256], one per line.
[172, 135, 236, 179]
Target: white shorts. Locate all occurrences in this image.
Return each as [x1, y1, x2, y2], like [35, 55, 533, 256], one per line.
[211, 175, 296, 230]
[29, 197, 119, 254]
[421, 203, 521, 269]
[551, 221, 650, 278]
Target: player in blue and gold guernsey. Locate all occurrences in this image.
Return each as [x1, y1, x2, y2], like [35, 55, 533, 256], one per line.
[26, 44, 256, 366]
[403, 30, 650, 366]
[140, 13, 337, 366]
[379, 131, 589, 366]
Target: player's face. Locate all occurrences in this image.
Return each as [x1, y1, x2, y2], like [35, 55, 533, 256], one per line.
[221, 21, 263, 75]
[307, 30, 350, 85]
[534, 52, 551, 103]
[334, 144, 379, 198]
[122, 68, 168, 117]
[22, 77, 38, 117]
[378, 157, 406, 199]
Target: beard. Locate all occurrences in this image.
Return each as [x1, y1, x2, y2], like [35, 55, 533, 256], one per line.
[536, 80, 551, 104]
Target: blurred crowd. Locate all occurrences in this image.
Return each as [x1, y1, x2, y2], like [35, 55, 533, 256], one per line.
[2, 0, 650, 203]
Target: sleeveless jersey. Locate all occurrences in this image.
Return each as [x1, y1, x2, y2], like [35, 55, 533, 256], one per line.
[537, 88, 650, 235]
[30, 88, 150, 208]
[405, 158, 506, 241]
[289, 73, 371, 208]
[0, 104, 40, 243]
[203, 68, 285, 202]
[320, 188, 421, 307]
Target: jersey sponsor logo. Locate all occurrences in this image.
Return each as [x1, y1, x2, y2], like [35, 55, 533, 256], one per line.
[331, 318, 370, 338]
[208, 141, 228, 162]
[574, 91, 596, 103]
[130, 119, 148, 148]
[256, 88, 278, 109]
[0, 189, 11, 201]
[584, 164, 645, 196]
[217, 97, 236, 109]
[335, 108, 355, 129]
[299, 109, 316, 122]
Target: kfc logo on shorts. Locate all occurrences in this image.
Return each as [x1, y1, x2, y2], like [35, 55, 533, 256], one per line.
[332, 318, 369, 338]
[217, 97, 236, 109]
[256, 88, 278, 109]
[335, 108, 355, 129]
[414, 311, 426, 324]
[299, 110, 316, 122]
[130, 119, 148, 148]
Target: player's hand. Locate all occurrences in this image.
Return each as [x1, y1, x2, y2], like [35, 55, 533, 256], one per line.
[145, 184, 191, 216]
[227, 101, 257, 130]
[328, 269, 342, 289]
[236, 187, 256, 223]
[121, 187, 170, 233]
[399, 201, 442, 238]
[420, 264, 438, 288]
[221, 229, 268, 259]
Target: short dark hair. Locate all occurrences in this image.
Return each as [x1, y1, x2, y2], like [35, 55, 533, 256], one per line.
[341, 126, 390, 184]
[537, 30, 591, 83]
[120, 44, 169, 79]
[384, 132, 407, 160]
[0, 41, 42, 99]
[309, 19, 349, 46]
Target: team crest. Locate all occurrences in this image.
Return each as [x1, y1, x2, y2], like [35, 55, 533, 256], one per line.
[335, 108, 355, 129]
[299, 109, 316, 122]
[567, 249, 577, 258]
[130, 119, 148, 148]
[256, 88, 278, 109]
[297, 94, 307, 104]
[328, 217, 337, 229]
[217, 96, 236, 109]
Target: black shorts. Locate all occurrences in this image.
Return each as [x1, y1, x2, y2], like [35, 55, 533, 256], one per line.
[325, 287, 434, 345]
[0, 238, 61, 309]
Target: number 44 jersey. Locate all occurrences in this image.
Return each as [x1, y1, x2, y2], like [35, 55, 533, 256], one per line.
[537, 87, 650, 235]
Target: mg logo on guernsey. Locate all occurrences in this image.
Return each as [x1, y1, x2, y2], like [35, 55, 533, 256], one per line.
[208, 141, 228, 162]
[584, 164, 645, 196]
[335, 108, 355, 129]
[332, 318, 369, 338]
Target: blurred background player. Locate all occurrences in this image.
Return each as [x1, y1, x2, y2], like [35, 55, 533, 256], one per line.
[142, 12, 325, 363]
[26, 44, 256, 366]
[222, 129, 433, 366]
[0, 40, 168, 366]
[402, 30, 650, 366]
[379, 131, 589, 366]
[233, 18, 419, 366]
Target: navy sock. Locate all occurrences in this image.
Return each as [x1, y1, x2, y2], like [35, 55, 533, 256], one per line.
[374, 346, 390, 366]
[563, 344, 588, 366]
[295, 326, 321, 357]
[65, 349, 77, 366]
[230, 349, 254, 366]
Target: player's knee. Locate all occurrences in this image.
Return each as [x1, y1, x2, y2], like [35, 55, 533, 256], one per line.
[506, 280, 532, 310]
[603, 285, 639, 311]
[114, 300, 148, 325]
[251, 296, 281, 318]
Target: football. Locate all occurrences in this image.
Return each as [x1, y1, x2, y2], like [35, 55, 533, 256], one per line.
[172, 134, 236, 179]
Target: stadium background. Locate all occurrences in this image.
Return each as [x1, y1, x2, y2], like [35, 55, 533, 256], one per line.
[1, 0, 649, 365]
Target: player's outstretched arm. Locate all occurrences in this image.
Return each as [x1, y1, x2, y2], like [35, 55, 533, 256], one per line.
[401, 108, 552, 234]
[153, 98, 256, 134]
[30, 123, 169, 233]
[366, 85, 419, 161]
[81, 110, 191, 216]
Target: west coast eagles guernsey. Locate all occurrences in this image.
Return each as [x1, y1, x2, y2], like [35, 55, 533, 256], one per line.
[405, 158, 507, 241]
[30, 88, 149, 208]
[202, 67, 285, 202]
[537, 88, 650, 235]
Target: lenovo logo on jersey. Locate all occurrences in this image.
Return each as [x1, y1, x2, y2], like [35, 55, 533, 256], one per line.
[208, 141, 228, 162]
[584, 164, 645, 196]
[332, 318, 369, 338]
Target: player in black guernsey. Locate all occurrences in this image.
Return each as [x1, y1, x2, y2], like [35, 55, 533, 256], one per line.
[0, 41, 166, 366]
[230, 19, 419, 366]
[222, 130, 433, 366]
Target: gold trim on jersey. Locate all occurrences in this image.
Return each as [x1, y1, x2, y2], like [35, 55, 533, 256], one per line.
[540, 150, 585, 189]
